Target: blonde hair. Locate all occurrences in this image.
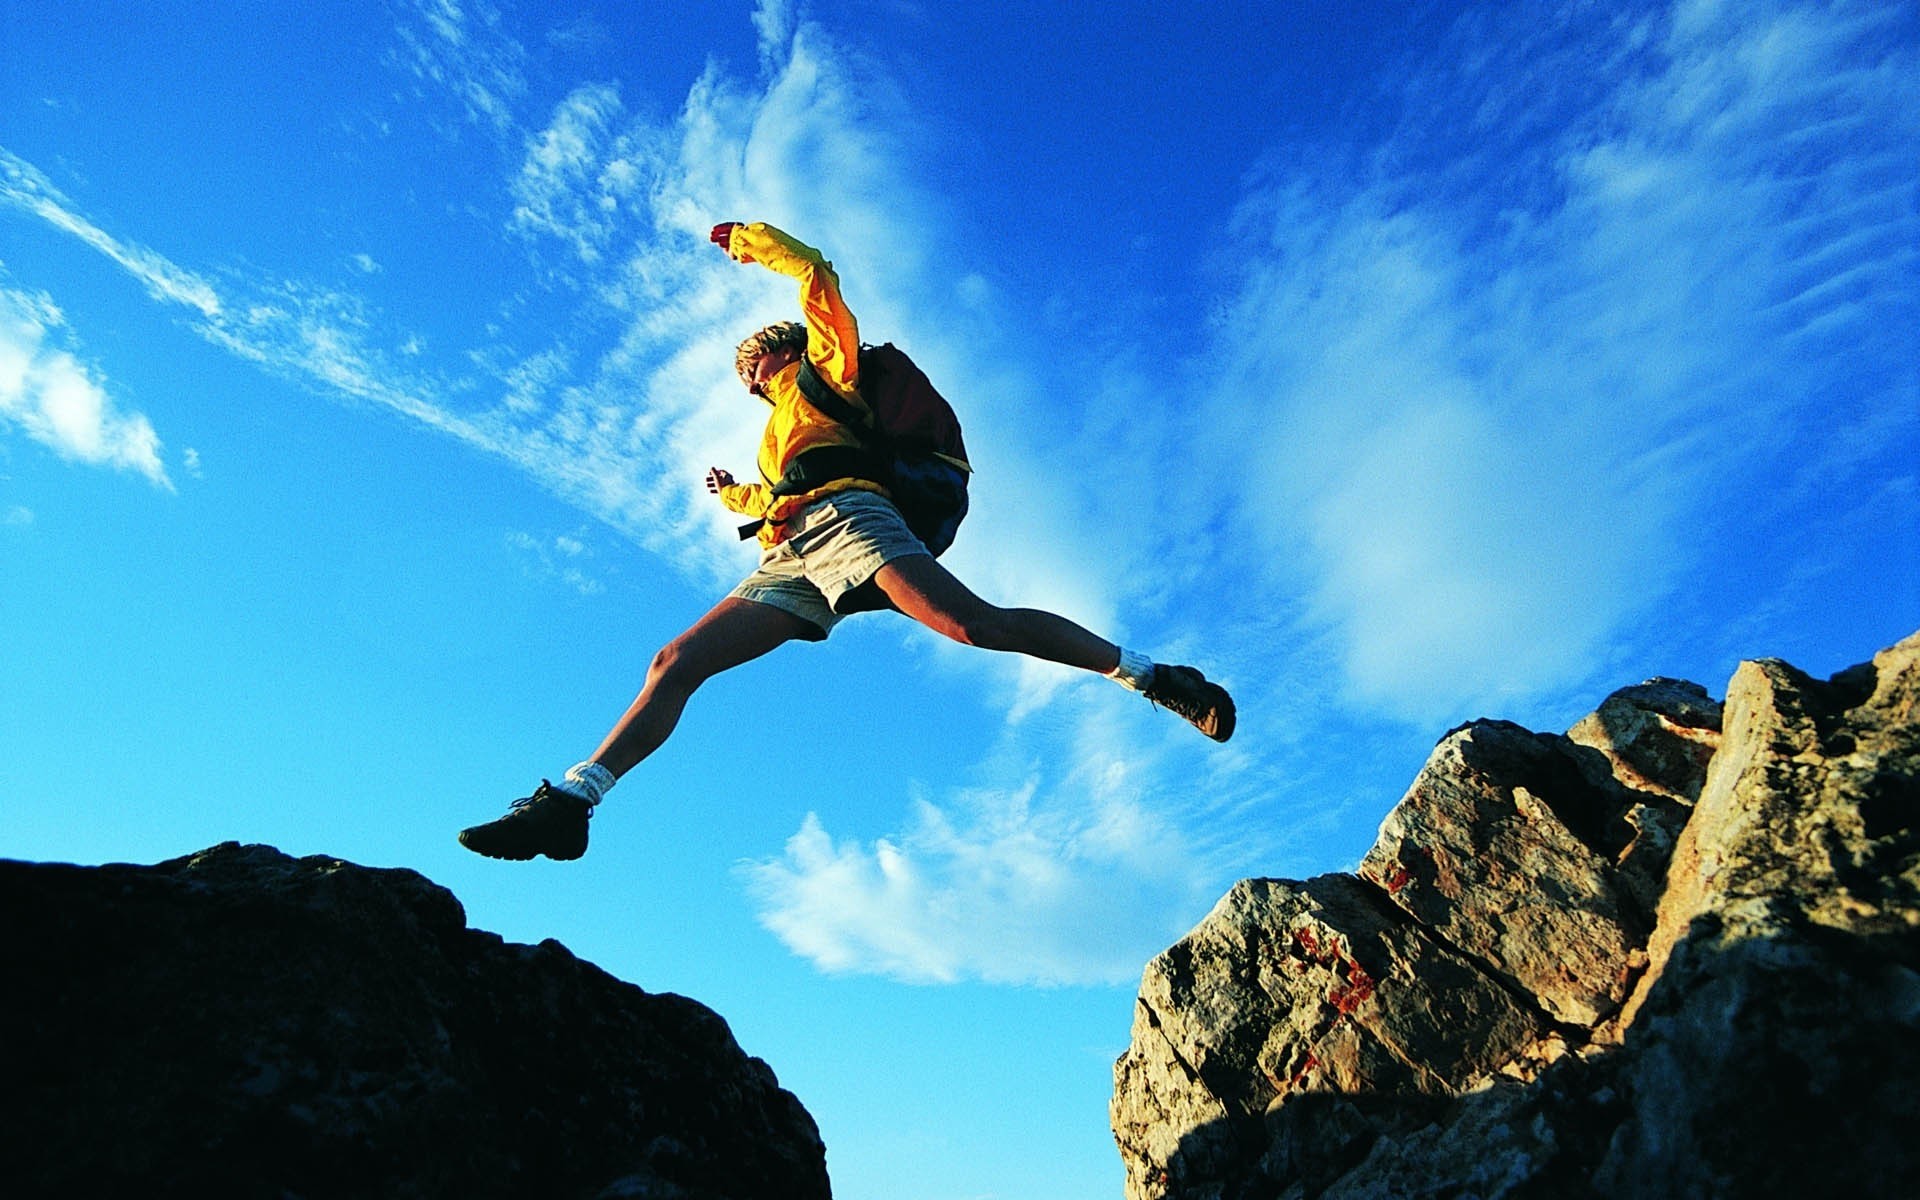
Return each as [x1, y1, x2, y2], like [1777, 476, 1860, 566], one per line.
[733, 321, 807, 388]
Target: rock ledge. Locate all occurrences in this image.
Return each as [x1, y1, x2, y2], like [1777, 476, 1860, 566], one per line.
[1, 842, 829, 1200]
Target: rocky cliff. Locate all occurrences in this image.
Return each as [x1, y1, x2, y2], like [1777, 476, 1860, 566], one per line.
[1113, 629, 1920, 1199]
[0, 842, 829, 1199]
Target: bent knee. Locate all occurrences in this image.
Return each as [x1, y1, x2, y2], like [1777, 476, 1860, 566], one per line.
[647, 637, 701, 690]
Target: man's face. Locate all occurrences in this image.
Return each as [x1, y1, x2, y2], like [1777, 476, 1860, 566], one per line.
[748, 345, 799, 397]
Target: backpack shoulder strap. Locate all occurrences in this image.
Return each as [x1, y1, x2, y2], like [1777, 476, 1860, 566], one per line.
[795, 356, 877, 437]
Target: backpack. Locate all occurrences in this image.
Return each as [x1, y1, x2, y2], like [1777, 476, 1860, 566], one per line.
[747, 343, 972, 557]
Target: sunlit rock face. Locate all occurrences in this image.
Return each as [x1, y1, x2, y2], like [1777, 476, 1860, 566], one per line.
[1114, 629, 1920, 1200]
[2, 843, 829, 1200]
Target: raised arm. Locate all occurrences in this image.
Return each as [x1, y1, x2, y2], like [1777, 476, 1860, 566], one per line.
[710, 221, 861, 393]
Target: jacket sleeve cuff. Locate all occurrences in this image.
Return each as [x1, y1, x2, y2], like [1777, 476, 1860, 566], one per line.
[719, 483, 764, 515]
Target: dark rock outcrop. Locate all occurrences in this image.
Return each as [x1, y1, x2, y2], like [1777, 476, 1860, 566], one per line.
[1113, 630, 1920, 1199]
[0, 842, 829, 1199]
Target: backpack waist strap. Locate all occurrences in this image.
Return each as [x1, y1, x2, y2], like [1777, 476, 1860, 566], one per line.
[736, 444, 891, 541]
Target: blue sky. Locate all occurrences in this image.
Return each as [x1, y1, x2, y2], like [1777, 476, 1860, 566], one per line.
[4, 1, 1915, 1195]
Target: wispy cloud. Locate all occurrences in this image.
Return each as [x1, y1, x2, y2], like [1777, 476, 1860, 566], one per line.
[483, 2, 967, 587]
[0, 282, 171, 488]
[737, 632, 1293, 987]
[390, 0, 527, 135]
[3, 5, 961, 589]
[1197, 0, 1919, 722]
[2, 152, 220, 320]
[505, 527, 607, 595]
[0, 142, 698, 555]
[509, 82, 655, 266]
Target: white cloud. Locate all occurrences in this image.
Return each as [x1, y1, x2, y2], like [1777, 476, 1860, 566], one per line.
[0, 159, 531, 485]
[0, 285, 171, 488]
[739, 657, 1277, 987]
[0, 144, 703, 565]
[751, 0, 797, 73]
[2, 150, 219, 318]
[477, 8, 967, 593]
[742, 773, 1216, 986]
[510, 82, 654, 265]
[1197, 0, 1919, 722]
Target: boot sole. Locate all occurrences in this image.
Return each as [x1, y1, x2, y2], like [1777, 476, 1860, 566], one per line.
[457, 831, 586, 861]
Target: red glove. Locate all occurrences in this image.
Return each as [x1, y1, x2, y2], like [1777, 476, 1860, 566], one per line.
[709, 222, 741, 256]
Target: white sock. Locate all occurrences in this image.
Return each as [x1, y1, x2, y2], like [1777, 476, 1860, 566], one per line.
[554, 761, 616, 806]
[1107, 646, 1156, 693]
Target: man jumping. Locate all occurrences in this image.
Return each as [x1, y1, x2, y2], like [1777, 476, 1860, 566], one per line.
[458, 221, 1234, 862]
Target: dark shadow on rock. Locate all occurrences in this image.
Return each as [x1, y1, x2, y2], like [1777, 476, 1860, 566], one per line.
[0, 843, 830, 1200]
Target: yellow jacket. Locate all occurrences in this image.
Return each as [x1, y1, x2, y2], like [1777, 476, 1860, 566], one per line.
[714, 222, 889, 545]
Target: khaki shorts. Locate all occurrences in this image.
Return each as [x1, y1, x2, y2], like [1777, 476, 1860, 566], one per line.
[729, 490, 931, 638]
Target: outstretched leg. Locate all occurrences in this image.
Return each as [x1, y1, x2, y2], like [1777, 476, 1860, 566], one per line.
[588, 596, 820, 778]
[458, 596, 816, 861]
[870, 553, 1235, 741]
[870, 553, 1120, 671]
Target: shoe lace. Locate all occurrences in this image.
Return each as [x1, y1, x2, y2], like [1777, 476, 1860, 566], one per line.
[1146, 670, 1211, 722]
[508, 781, 592, 817]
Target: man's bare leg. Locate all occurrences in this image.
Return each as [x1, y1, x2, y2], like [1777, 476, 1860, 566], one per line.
[458, 596, 816, 861]
[871, 552, 1235, 741]
[871, 553, 1120, 671]
[588, 596, 820, 778]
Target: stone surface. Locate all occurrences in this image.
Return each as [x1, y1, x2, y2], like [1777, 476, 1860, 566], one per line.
[1359, 720, 1652, 1028]
[1566, 676, 1723, 803]
[1113, 629, 1920, 1199]
[0, 842, 829, 1200]
[1593, 638, 1920, 1197]
[1112, 874, 1544, 1197]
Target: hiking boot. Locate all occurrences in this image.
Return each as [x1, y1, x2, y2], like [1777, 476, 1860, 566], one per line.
[1145, 664, 1237, 742]
[458, 781, 592, 861]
